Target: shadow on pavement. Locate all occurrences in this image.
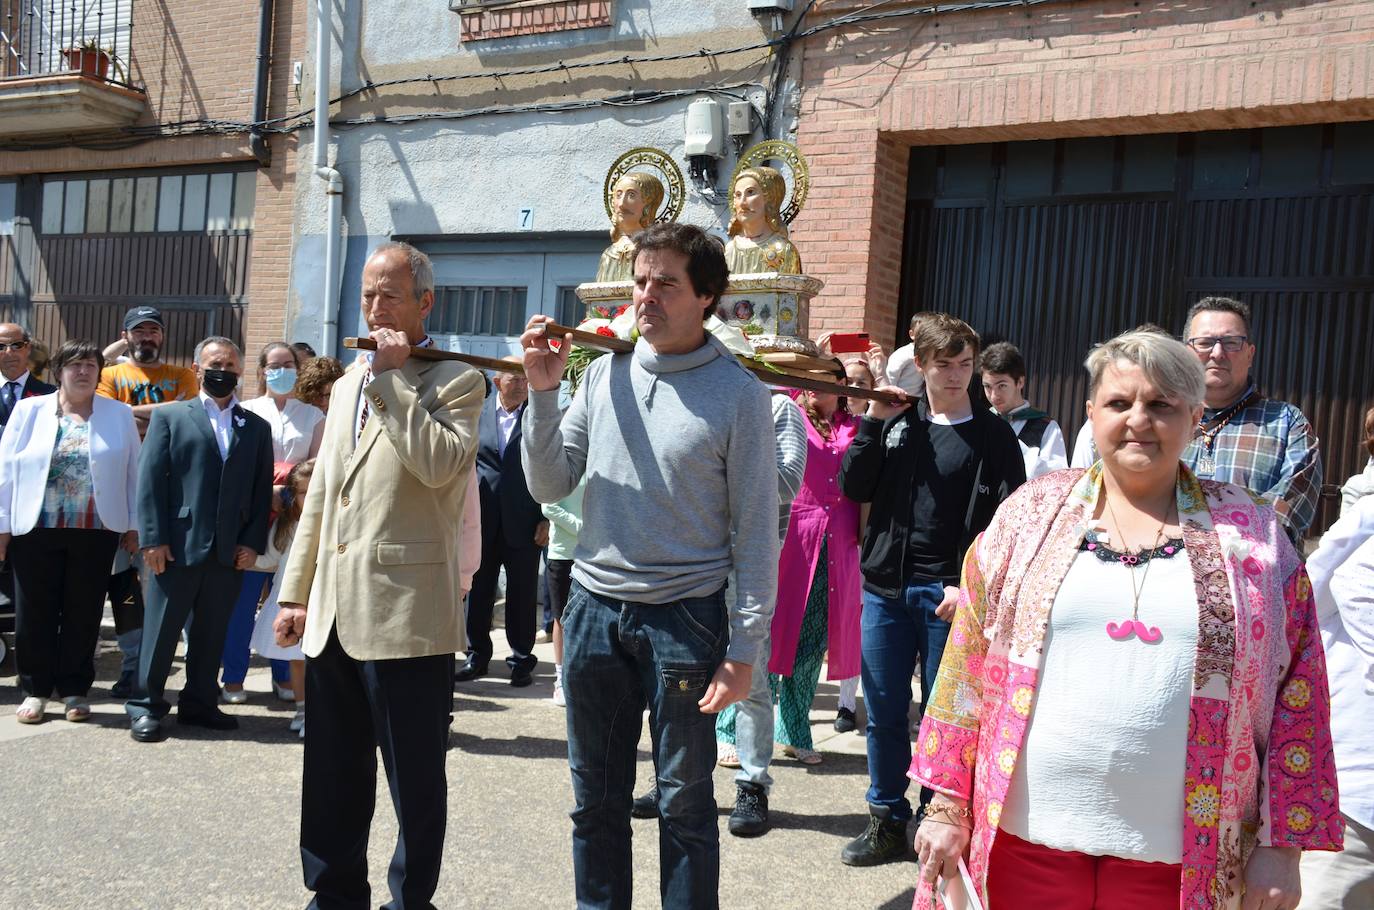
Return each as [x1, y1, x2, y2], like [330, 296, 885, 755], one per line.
[876, 887, 919, 909]
[448, 730, 593, 761]
[451, 695, 511, 713]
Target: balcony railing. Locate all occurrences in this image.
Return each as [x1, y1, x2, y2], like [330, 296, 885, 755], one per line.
[1, 0, 134, 89]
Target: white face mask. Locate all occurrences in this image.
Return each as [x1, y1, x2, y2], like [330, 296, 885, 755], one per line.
[264, 366, 297, 395]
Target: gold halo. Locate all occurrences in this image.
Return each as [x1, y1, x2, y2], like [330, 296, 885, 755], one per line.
[603, 148, 685, 227]
[730, 140, 810, 225]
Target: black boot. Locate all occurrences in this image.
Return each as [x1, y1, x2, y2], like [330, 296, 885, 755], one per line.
[839, 805, 910, 866]
[728, 782, 770, 837]
[833, 706, 857, 733]
[454, 657, 488, 684]
[630, 784, 658, 819]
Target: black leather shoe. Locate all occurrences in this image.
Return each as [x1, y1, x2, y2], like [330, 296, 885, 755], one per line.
[454, 659, 488, 683]
[834, 706, 857, 733]
[839, 806, 910, 866]
[728, 782, 770, 837]
[177, 706, 239, 730]
[130, 716, 164, 743]
[509, 668, 534, 688]
[631, 785, 658, 819]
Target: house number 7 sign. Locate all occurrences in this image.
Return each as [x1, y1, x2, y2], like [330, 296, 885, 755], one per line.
[517, 207, 534, 230]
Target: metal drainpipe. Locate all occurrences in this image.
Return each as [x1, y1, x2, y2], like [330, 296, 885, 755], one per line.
[249, 0, 274, 166]
[315, 0, 344, 357]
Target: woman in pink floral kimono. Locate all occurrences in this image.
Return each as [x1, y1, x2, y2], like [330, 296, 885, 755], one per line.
[911, 330, 1341, 910]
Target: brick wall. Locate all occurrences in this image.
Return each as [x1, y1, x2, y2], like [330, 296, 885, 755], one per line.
[793, 0, 1374, 344]
[242, 0, 309, 398]
[0, 0, 309, 397]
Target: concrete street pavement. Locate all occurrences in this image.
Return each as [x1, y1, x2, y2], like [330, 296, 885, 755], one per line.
[0, 625, 921, 909]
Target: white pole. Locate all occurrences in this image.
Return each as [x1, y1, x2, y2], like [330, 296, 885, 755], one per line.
[314, 0, 343, 357]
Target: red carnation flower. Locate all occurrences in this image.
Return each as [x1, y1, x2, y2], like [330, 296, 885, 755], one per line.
[595, 326, 616, 337]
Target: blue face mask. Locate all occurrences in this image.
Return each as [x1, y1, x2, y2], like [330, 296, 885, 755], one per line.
[264, 366, 297, 395]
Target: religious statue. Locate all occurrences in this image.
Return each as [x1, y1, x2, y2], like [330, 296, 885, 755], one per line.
[724, 166, 802, 275]
[596, 171, 665, 282]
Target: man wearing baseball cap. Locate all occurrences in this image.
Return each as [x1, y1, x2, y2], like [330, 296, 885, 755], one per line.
[98, 306, 198, 438]
[97, 306, 199, 698]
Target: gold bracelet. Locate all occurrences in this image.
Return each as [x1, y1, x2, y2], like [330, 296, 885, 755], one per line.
[921, 816, 972, 830]
[926, 803, 974, 821]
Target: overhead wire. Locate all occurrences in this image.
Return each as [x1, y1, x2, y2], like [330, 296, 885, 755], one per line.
[0, 0, 1061, 152]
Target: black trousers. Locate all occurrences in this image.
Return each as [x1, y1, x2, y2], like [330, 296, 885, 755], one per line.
[464, 532, 540, 671]
[11, 527, 120, 698]
[301, 628, 453, 910]
[125, 561, 240, 720]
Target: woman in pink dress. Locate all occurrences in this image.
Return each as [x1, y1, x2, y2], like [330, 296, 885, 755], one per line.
[765, 387, 864, 763]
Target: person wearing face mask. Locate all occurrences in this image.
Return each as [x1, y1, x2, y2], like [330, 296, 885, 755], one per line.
[97, 308, 199, 699]
[218, 343, 326, 705]
[125, 336, 274, 743]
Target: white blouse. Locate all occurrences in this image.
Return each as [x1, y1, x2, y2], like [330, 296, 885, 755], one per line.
[999, 540, 1198, 864]
[240, 396, 324, 464]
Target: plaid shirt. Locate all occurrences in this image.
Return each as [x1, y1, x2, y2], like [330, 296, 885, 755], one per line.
[1182, 389, 1323, 540]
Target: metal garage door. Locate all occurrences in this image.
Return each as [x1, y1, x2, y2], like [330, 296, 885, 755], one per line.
[899, 122, 1374, 536]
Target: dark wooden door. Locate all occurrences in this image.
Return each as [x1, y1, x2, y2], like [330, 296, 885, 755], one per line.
[900, 122, 1374, 536]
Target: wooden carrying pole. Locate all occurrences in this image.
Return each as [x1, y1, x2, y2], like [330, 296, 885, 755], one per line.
[345, 329, 905, 406]
[345, 337, 524, 374]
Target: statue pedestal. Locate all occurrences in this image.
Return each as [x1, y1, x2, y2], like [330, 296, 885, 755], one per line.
[575, 272, 825, 355]
[717, 272, 824, 355]
[574, 280, 634, 311]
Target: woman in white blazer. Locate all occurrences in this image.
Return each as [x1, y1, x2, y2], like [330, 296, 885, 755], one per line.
[0, 340, 141, 724]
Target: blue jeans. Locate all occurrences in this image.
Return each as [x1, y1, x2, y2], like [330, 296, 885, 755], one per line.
[562, 581, 728, 910]
[220, 570, 290, 686]
[860, 581, 951, 822]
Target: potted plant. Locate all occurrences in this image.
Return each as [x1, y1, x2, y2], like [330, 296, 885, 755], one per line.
[63, 39, 112, 80]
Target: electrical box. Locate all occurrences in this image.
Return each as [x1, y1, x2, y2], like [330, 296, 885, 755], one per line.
[747, 0, 792, 10]
[727, 101, 752, 137]
[684, 97, 724, 158]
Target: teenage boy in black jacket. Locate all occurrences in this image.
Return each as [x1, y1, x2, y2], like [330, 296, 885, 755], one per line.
[837, 314, 1025, 866]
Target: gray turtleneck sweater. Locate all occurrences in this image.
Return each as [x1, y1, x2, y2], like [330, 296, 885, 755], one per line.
[522, 333, 779, 666]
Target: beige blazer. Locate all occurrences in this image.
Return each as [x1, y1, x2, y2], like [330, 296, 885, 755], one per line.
[278, 356, 485, 660]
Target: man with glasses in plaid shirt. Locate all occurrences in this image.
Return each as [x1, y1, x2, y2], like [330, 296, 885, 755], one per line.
[1182, 297, 1322, 542]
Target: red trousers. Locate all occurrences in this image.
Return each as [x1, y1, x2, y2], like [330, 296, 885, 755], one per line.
[985, 831, 1181, 910]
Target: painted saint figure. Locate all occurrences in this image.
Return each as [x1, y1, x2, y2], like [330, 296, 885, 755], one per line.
[595, 172, 665, 282]
[725, 166, 802, 275]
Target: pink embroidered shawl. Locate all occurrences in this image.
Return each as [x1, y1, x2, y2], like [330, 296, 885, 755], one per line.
[909, 466, 1341, 910]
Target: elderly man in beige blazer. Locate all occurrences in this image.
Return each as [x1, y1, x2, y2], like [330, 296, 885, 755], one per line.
[275, 242, 484, 910]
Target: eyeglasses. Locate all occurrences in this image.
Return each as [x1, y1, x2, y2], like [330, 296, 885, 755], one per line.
[0, 341, 30, 352]
[1185, 335, 1248, 353]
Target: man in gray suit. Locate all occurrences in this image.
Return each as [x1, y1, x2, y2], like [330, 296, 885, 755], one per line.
[126, 336, 274, 742]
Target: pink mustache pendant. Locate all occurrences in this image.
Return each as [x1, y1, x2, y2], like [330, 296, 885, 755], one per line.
[1106, 619, 1164, 643]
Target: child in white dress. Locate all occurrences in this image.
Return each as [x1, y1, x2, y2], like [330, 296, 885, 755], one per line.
[251, 459, 315, 737]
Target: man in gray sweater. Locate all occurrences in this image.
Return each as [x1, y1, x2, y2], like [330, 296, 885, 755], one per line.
[521, 222, 778, 910]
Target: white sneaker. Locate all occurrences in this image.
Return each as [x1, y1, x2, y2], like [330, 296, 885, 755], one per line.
[552, 682, 566, 707]
[273, 681, 296, 701]
[289, 707, 306, 732]
[298, 718, 305, 739]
